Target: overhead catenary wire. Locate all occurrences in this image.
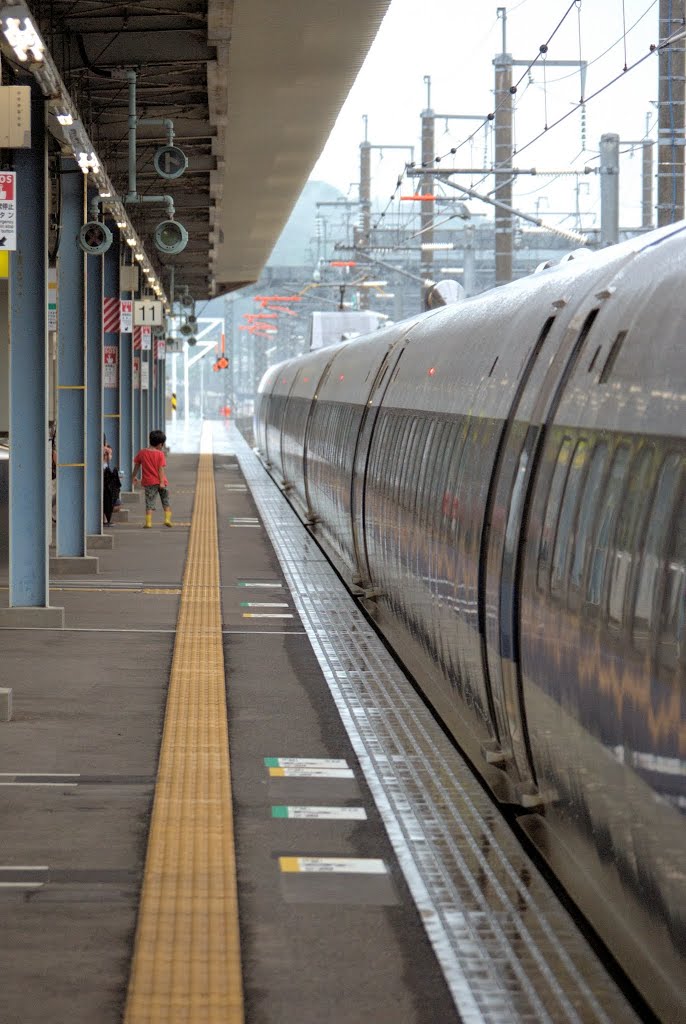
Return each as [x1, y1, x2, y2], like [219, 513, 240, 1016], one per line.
[370, 3, 674, 249]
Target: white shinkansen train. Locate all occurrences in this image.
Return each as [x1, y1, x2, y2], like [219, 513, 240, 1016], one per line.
[254, 223, 686, 1023]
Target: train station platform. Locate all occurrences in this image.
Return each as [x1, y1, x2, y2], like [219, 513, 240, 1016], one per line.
[0, 421, 641, 1024]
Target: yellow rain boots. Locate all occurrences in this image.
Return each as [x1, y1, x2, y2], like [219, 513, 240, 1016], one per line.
[164, 509, 172, 528]
[144, 511, 152, 529]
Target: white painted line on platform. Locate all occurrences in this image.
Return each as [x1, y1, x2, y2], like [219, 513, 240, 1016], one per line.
[265, 758, 349, 768]
[0, 782, 78, 787]
[0, 865, 49, 871]
[268, 767, 355, 778]
[0, 627, 179, 633]
[243, 613, 293, 619]
[279, 857, 386, 874]
[272, 806, 367, 820]
[230, 524, 261, 528]
[222, 630, 306, 635]
[0, 773, 79, 777]
[237, 582, 283, 588]
[0, 882, 44, 889]
[239, 602, 289, 608]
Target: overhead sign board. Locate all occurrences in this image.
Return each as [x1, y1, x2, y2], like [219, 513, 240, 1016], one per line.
[134, 299, 163, 327]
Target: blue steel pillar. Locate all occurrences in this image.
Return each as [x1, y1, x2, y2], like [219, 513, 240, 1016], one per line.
[103, 225, 120, 470]
[141, 346, 149, 445]
[0, 79, 63, 626]
[118, 239, 133, 492]
[85, 208, 106, 545]
[54, 156, 97, 573]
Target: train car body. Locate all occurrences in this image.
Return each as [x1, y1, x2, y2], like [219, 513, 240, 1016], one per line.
[254, 222, 686, 1023]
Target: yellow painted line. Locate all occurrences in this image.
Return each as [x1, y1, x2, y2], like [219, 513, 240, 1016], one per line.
[124, 437, 244, 1024]
[57, 384, 86, 389]
[269, 767, 286, 777]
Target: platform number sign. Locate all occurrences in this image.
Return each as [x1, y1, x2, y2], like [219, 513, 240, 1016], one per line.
[133, 299, 163, 327]
[0, 172, 17, 250]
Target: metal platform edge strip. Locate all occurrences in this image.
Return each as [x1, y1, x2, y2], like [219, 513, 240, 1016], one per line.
[228, 424, 639, 1024]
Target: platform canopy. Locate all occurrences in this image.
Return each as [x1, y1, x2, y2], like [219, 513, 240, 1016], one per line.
[6, 0, 390, 298]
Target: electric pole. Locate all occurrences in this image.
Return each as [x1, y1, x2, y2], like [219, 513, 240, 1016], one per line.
[657, 0, 685, 224]
[420, 75, 435, 304]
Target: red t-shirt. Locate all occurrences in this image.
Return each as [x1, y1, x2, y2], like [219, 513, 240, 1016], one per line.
[134, 448, 167, 487]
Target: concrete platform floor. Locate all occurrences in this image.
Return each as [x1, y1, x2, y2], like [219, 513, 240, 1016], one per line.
[0, 436, 456, 1023]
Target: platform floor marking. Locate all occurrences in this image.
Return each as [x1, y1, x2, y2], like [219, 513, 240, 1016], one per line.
[0, 773, 79, 778]
[0, 881, 44, 888]
[272, 806, 367, 820]
[279, 857, 386, 874]
[242, 612, 293, 619]
[239, 602, 288, 608]
[124, 430, 244, 1024]
[230, 523, 260, 528]
[269, 767, 355, 779]
[0, 782, 78, 787]
[264, 758, 349, 768]
[237, 581, 283, 588]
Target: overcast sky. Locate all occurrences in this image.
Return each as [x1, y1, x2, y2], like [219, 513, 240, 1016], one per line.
[310, 0, 663, 230]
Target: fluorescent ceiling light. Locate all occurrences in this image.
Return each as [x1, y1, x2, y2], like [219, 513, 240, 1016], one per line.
[2, 14, 44, 63]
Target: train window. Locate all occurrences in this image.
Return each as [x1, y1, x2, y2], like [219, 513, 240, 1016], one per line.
[607, 448, 654, 632]
[599, 330, 628, 384]
[569, 442, 609, 599]
[585, 445, 631, 608]
[632, 454, 682, 650]
[537, 437, 573, 592]
[551, 439, 589, 598]
[657, 469, 686, 673]
[409, 416, 432, 516]
[414, 418, 434, 532]
[422, 420, 448, 532]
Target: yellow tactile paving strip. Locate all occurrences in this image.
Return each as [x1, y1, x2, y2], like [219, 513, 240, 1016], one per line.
[124, 449, 244, 1024]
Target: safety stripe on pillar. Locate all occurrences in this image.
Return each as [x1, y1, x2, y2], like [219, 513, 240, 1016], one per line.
[123, 437, 244, 1023]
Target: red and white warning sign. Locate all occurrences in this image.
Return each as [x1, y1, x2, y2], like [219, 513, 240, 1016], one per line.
[140, 325, 152, 351]
[0, 172, 17, 251]
[120, 299, 133, 334]
[104, 345, 118, 388]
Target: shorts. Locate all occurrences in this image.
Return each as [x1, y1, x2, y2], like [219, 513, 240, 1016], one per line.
[144, 485, 170, 511]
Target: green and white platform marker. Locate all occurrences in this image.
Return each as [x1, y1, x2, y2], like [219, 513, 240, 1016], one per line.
[272, 806, 367, 820]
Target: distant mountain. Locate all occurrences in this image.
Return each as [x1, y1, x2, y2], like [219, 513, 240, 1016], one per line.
[267, 180, 345, 268]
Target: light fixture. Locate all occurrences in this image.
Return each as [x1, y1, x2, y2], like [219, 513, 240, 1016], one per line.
[153, 219, 188, 256]
[2, 14, 44, 63]
[56, 112, 73, 126]
[116, 221, 127, 229]
[99, 190, 111, 199]
[134, 253, 144, 262]
[77, 151, 99, 174]
[126, 237, 137, 248]
[359, 280, 388, 288]
[420, 242, 454, 251]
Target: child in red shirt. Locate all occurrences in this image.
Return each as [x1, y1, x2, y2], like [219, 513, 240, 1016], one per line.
[132, 429, 172, 528]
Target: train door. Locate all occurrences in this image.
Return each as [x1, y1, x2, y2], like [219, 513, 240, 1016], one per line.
[481, 305, 602, 803]
[300, 352, 340, 519]
[350, 342, 407, 586]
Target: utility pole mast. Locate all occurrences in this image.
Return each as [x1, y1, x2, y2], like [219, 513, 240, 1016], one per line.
[642, 115, 655, 229]
[657, 0, 685, 224]
[494, 8, 513, 286]
[493, 6, 586, 285]
[599, 133, 620, 245]
[420, 75, 435, 304]
[359, 115, 371, 250]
